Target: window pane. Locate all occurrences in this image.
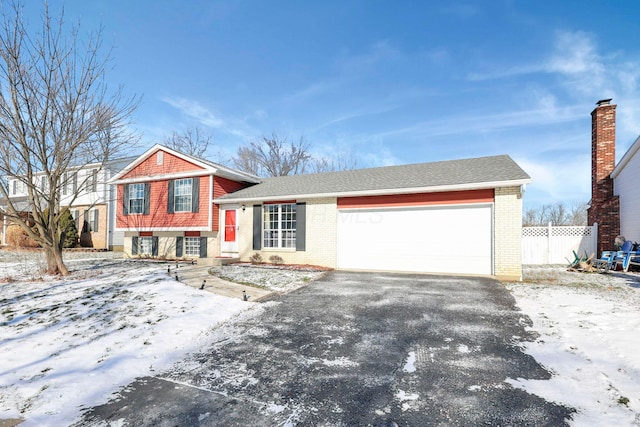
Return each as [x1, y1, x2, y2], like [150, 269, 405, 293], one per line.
[174, 178, 192, 212]
[129, 183, 145, 214]
[262, 204, 297, 249]
[140, 237, 152, 255]
[185, 237, 200, 256]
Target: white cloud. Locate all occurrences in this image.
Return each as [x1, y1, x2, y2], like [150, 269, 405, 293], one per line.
[375, 103, 585, 140]
[546, 31, 602, 75]
[517, 155, 591, 206]
[161, 96, 253, 140]
[467, 31, 607, 90]
[162, 97, 225, 128]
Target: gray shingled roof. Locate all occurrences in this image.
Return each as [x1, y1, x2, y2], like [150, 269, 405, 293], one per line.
[217, 154, 530, 201]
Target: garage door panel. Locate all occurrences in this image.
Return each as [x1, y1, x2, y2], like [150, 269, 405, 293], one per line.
[337, 205, 492, 275]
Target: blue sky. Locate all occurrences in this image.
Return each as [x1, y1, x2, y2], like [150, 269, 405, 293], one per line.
[22, 1, 640, 209]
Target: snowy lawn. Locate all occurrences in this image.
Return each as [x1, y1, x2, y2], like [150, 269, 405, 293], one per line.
[3, 251, 639, 426]
[506, 266, 640, 426]
[0, 251, 254, 427]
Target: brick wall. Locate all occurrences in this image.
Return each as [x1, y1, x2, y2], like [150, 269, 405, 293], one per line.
[494, 186, 524, 281]
[237, 197, 338, 268]
[587, 100, 620, 253]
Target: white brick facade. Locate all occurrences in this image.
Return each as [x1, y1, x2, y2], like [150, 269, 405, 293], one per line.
[493, 186, 524, 281]
[237, 198, 338, 267]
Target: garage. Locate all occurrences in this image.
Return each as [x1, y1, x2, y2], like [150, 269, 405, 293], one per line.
[337, 204, 493, 275]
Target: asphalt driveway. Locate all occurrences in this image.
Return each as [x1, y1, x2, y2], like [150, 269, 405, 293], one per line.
[79, 271, 573, 426]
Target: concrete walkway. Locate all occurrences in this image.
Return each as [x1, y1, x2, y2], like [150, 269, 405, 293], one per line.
[169, 264, 273, 301]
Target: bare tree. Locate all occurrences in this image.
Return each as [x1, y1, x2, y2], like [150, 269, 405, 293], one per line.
[523, 202, 588, 226]
[232, 133, 312, 177]
[310, 154, 358, 174]
[232, 133, 358, 177]
[0, 2, 138, 275]
[568, 201, 588, 226]
[164, 127, 211, 158]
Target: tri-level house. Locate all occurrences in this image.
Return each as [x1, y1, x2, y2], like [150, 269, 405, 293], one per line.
[1, 157, 134, 250]
[109, 144, 260, 260]
[113, 144, 531, 281]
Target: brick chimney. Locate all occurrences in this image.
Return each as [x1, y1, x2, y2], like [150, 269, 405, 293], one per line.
[587, 99, 620, 253]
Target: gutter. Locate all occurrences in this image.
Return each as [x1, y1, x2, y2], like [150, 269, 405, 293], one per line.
[213, 178, 532, 204]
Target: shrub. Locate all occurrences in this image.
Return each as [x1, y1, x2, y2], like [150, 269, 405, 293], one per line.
[249, 253, 263, 264]
[6, 225, 39, 248]
[269, 255, 284, 265]
[59, 209, 78, 248]
[40, 208, 78, 248]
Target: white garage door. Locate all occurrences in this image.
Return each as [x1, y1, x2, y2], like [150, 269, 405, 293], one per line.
[337, 204, 492, 275]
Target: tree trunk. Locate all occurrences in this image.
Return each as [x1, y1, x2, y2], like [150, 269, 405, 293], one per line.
[45, 244, 69, 276]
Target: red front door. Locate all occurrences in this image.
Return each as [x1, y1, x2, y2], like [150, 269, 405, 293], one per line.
[224, 210, 236, 242]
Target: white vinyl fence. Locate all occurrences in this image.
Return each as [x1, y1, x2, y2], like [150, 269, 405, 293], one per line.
[522, 223, 598, 265]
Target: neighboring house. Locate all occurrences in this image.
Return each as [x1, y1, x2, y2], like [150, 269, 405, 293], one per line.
[112, 145, 530, 280]
[588, 98, 640, 252]
[109, 144, 261, 260]
[1, 157, 135, 250]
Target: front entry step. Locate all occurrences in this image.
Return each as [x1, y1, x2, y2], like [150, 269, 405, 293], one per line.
[204, 256, 240, 266]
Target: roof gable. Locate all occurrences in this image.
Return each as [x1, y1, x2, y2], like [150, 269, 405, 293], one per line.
[216, 154, 531, 202]
[110, 144, 261, 184]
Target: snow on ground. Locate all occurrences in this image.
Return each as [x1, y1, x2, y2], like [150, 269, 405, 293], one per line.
[506, 266, 640, 426]
[209, 263, 328, 293]
[3, 250, 640, 426]
[0, 250, 255, 427]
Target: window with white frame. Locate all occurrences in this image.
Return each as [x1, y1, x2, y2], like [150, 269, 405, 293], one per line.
[88, 209, 98, 232]
[139, 237, 153, 255]
[62, 172, 77, 196]
[185, 237, 200, 256]
[263, 203, 296, 249]
[86, 169, 98, 193]
[128, 183, 145, 214]
[174, 178, 192, 212]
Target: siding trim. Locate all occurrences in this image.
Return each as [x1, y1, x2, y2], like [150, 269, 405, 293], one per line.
[337, 189, 495, 209]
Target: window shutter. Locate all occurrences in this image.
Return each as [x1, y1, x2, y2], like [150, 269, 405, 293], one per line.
[253, 205, 262, 250]
[93, 209, 99, 232]
[131, 236, 138, 255]
[82, 210, 89, 233]
[72, 210, 79, 231]
[199, 236, 207, 258]
[72, 172, 78, 193]
[62, 173, 68, 195]
[296, 202, 306, 251]
[176, 236, 183, 257]
[144, 183, 151, 215]
[152, 236, 159, 257]
[167, 180, 174, 213]
[191, 178, 200, 213]
[123, 184, 129, 216]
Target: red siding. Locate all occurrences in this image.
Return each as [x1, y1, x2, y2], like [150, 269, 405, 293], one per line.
[212, 176, 254, 231]
[122, 150, 204, 179]
[337, 189, 495, 209]
[116, 176, 210, 229]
